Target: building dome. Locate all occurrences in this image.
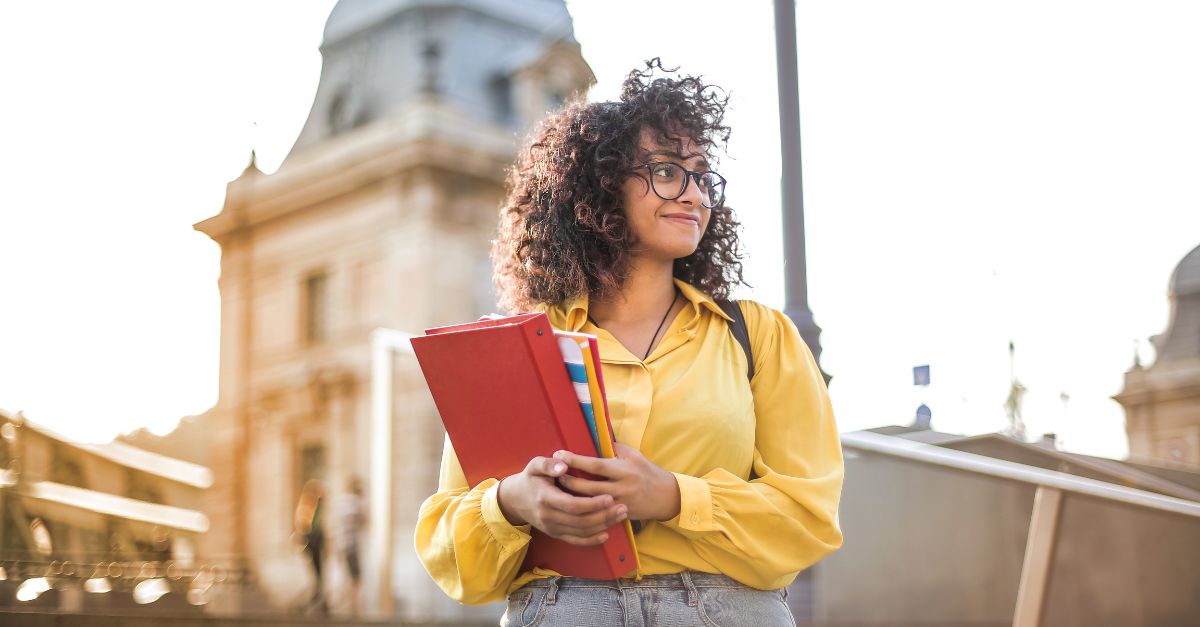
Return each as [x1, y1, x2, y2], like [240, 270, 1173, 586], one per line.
[285, 0, 587, 162]
[1149, 241, 1200, 364]
[322, 0, 573, 47]
[1170, 242, 1200, 297]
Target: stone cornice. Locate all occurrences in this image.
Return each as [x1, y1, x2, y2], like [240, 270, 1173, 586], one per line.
[195, 98, 518, 243]
[1116, 357, 1200, 404]
[1115, 376, 1200, 406]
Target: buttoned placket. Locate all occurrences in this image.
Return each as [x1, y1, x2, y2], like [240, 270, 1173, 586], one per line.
[553, 284, 733, 452]
[585, 304, 702, 451]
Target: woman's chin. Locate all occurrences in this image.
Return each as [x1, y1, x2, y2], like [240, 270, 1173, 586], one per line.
[630, 238, 702, 263]
[664, 246, 702, 261]
[669, 241, 703, 259]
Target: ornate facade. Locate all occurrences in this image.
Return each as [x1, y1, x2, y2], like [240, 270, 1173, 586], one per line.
[193, 0, 592, 619]
[1116, 243, 1200, 466]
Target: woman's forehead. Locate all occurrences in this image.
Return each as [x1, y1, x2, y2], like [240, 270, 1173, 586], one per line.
[638, 129, 708, 166]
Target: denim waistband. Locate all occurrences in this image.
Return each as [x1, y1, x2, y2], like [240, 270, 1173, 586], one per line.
[523, 571, 747, 590]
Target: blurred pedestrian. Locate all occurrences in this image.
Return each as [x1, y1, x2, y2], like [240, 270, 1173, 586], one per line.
[337, 476, 366, 616]
[294, 478, 327, 614]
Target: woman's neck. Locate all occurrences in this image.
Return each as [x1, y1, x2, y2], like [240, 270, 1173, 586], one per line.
[589, 257, 677, 325]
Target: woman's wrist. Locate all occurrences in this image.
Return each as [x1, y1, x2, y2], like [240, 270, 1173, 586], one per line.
[653, 469, 682, 521]
[496, 476, 528, 526]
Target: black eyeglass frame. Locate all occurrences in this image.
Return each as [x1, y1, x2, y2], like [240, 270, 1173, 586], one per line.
[635, 162, 727, 209]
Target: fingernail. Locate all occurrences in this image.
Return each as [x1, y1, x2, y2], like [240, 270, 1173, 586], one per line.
[553, 451, 566, 460]
[554, 463, 566, 473]
[598, 534, 608, 542]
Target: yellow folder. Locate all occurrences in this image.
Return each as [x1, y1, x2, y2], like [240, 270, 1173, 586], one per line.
[571, 334, 642, 575]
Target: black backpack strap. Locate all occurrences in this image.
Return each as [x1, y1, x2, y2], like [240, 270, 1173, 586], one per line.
[717, 299, 754, 382]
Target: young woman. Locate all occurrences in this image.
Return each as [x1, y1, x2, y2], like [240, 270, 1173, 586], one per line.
[416, 60, 843, 626]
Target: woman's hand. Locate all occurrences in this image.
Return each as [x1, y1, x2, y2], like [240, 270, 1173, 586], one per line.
[552, 443, 682, 523]
[497, 456, 629, 546]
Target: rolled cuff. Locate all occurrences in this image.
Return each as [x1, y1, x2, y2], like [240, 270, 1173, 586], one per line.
[663, 472, 714, 532]
[481, 481, 532, 555]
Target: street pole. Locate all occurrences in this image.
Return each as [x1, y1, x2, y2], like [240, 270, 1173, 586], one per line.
[774, 0, 829, 383]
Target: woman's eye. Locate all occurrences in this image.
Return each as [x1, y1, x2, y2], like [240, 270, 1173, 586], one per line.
[652, 165, 677, 179]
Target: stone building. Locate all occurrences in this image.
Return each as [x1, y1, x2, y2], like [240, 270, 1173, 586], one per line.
[1116, 242, 1200, 466]
[0, 409, 213, 612]
[192, 0, 593, 620]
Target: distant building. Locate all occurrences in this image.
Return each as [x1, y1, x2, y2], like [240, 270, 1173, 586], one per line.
[1116, 242, 1200, 465]
[190, 0, 593, 621]
[808, 426, 1200, 626]
[120, 414, 209, 468]
[0, 409, 214, 612]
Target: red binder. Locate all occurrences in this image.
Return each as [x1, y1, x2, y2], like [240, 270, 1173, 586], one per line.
[410, 312, 637, 579]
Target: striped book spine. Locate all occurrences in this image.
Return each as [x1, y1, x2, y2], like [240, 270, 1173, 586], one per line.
[556, 335, 601, 454]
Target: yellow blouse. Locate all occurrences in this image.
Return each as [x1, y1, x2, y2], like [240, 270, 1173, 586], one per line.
[414, 279, 844, 605]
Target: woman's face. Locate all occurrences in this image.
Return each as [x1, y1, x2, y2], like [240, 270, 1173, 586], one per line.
[620, 129, 713, 262]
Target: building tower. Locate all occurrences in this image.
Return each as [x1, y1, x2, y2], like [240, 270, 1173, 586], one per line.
[1116, 242, 1200, 465]
[193, 0, 593, 619]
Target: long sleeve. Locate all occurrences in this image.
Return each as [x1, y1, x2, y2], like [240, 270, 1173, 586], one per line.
[414, 436, 533, 604]
[658, 302, 844, 589]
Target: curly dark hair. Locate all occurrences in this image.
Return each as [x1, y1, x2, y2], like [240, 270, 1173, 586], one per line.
[492, 59, 746, 312]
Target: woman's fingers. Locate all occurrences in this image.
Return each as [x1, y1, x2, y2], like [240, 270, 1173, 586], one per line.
[534, 487, 627, 535]
[542, 504, 626, 539]
[516, 454, 634, 542]
[544, 517, 611, 538]
[613, 442, 640, 459]
[503, 457, 588, 527]
[553, 450, 621, 478]
[537, 486, 610, 516]
[553, 502, 626, 530]
[558, 475, 617, 498]
[555, 531, 610, 547]
[525, 456, 569, 478]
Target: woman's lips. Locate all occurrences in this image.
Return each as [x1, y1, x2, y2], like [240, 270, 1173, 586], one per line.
[662, 213, 699, 226]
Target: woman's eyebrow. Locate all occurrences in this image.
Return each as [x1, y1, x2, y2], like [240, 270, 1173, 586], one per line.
[647, 150, 710, 169]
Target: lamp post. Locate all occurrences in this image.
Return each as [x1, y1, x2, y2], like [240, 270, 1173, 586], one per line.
[774, 0, 829, 383]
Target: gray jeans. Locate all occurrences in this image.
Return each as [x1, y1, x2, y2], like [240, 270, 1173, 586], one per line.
[500, 571, 796, 627]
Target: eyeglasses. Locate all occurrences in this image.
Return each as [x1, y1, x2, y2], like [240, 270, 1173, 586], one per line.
[636, 162, 727, 209]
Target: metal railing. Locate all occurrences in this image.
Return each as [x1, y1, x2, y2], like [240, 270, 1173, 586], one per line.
[842, 431, 1200, 518]
[841, 430, 1200, 627]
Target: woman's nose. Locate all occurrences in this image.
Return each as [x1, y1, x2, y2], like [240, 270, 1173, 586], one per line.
[677, 173, 704, 206]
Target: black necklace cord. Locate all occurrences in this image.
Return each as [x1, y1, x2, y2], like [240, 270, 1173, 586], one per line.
[644, 287, 680, 360]
[585, 287, 681, 361]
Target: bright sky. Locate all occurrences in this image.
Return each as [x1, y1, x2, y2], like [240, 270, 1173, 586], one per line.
[2, 1, 1198, 459]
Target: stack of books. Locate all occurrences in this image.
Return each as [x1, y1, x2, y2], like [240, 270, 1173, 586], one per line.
[411, 312, 639, 579]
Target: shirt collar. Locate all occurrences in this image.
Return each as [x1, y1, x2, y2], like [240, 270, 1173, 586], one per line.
[546, 279, 733, 331]
[675, 279, 735, 323]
